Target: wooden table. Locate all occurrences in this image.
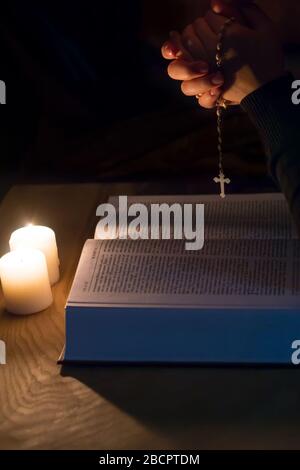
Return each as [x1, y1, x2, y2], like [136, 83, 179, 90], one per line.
[1, 183, 300, 450]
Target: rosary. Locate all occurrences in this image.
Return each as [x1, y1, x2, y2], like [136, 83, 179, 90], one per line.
[212, 17, 235, 198]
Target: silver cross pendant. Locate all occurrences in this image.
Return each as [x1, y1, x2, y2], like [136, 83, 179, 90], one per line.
[213, 172, 231, 199]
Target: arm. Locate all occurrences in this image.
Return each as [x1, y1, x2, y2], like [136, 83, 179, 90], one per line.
[241, 75, 300, 229]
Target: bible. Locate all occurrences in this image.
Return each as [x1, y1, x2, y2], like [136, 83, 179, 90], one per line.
[61, 194, 300, 365]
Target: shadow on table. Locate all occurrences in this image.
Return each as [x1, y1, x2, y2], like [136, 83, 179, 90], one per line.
[61, 364, 300, 440]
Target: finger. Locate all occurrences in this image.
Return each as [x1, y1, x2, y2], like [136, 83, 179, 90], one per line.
[161, 41, 181, 60]
[210, 0, 249, 24]
[181, 71, 224, 96]
[193, 17, 218, 63]
[204, 10, 230, 34]
[181, 24, 207, 60]
[198, 88, 222, 109]
[211, 0, 254, 11]
[169, 30, 193, 60]
[241, 4, 274, 32]
[168, 59, 209, 81]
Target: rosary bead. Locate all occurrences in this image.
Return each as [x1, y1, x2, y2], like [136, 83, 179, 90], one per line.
[214, 18, 235, 198]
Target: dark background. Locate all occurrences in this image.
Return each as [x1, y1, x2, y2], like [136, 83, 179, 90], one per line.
[0, 0, 300, 191]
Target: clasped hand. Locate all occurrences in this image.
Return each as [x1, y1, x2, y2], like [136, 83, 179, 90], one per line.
[161, 0, 284, 108]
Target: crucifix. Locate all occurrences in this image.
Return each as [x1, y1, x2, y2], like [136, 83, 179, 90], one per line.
[213, 172, 231, 199]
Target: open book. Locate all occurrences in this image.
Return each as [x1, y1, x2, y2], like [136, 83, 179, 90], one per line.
[61, 194, 300, 365]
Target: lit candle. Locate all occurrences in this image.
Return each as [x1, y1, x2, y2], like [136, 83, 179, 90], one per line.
[9, 225, 60, 285]
[0, 249, 53, 315]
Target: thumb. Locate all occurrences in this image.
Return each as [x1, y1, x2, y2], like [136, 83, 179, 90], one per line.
[210, 0, 252, 24]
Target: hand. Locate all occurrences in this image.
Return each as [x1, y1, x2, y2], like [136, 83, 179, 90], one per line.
[162, 2, 285, 108]
[161, 0, 253, 59]
[161, 0, 252, 109]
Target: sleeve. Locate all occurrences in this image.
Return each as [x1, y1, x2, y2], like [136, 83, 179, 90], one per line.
[241, 74, 300, 230]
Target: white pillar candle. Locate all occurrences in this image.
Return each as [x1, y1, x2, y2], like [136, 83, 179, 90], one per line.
[0, 249, 53, 315]
[9, 225, 60, 285]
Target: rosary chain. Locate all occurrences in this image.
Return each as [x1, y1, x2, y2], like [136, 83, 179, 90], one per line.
[216, 17, 235, 176]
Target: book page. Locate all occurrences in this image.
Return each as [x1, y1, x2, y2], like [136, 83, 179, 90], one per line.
[95, 194, 298, 240]
[68, 238, 300, 309]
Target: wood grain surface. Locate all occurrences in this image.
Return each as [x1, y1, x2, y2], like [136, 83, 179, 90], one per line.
[1, 184, 300, 450]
